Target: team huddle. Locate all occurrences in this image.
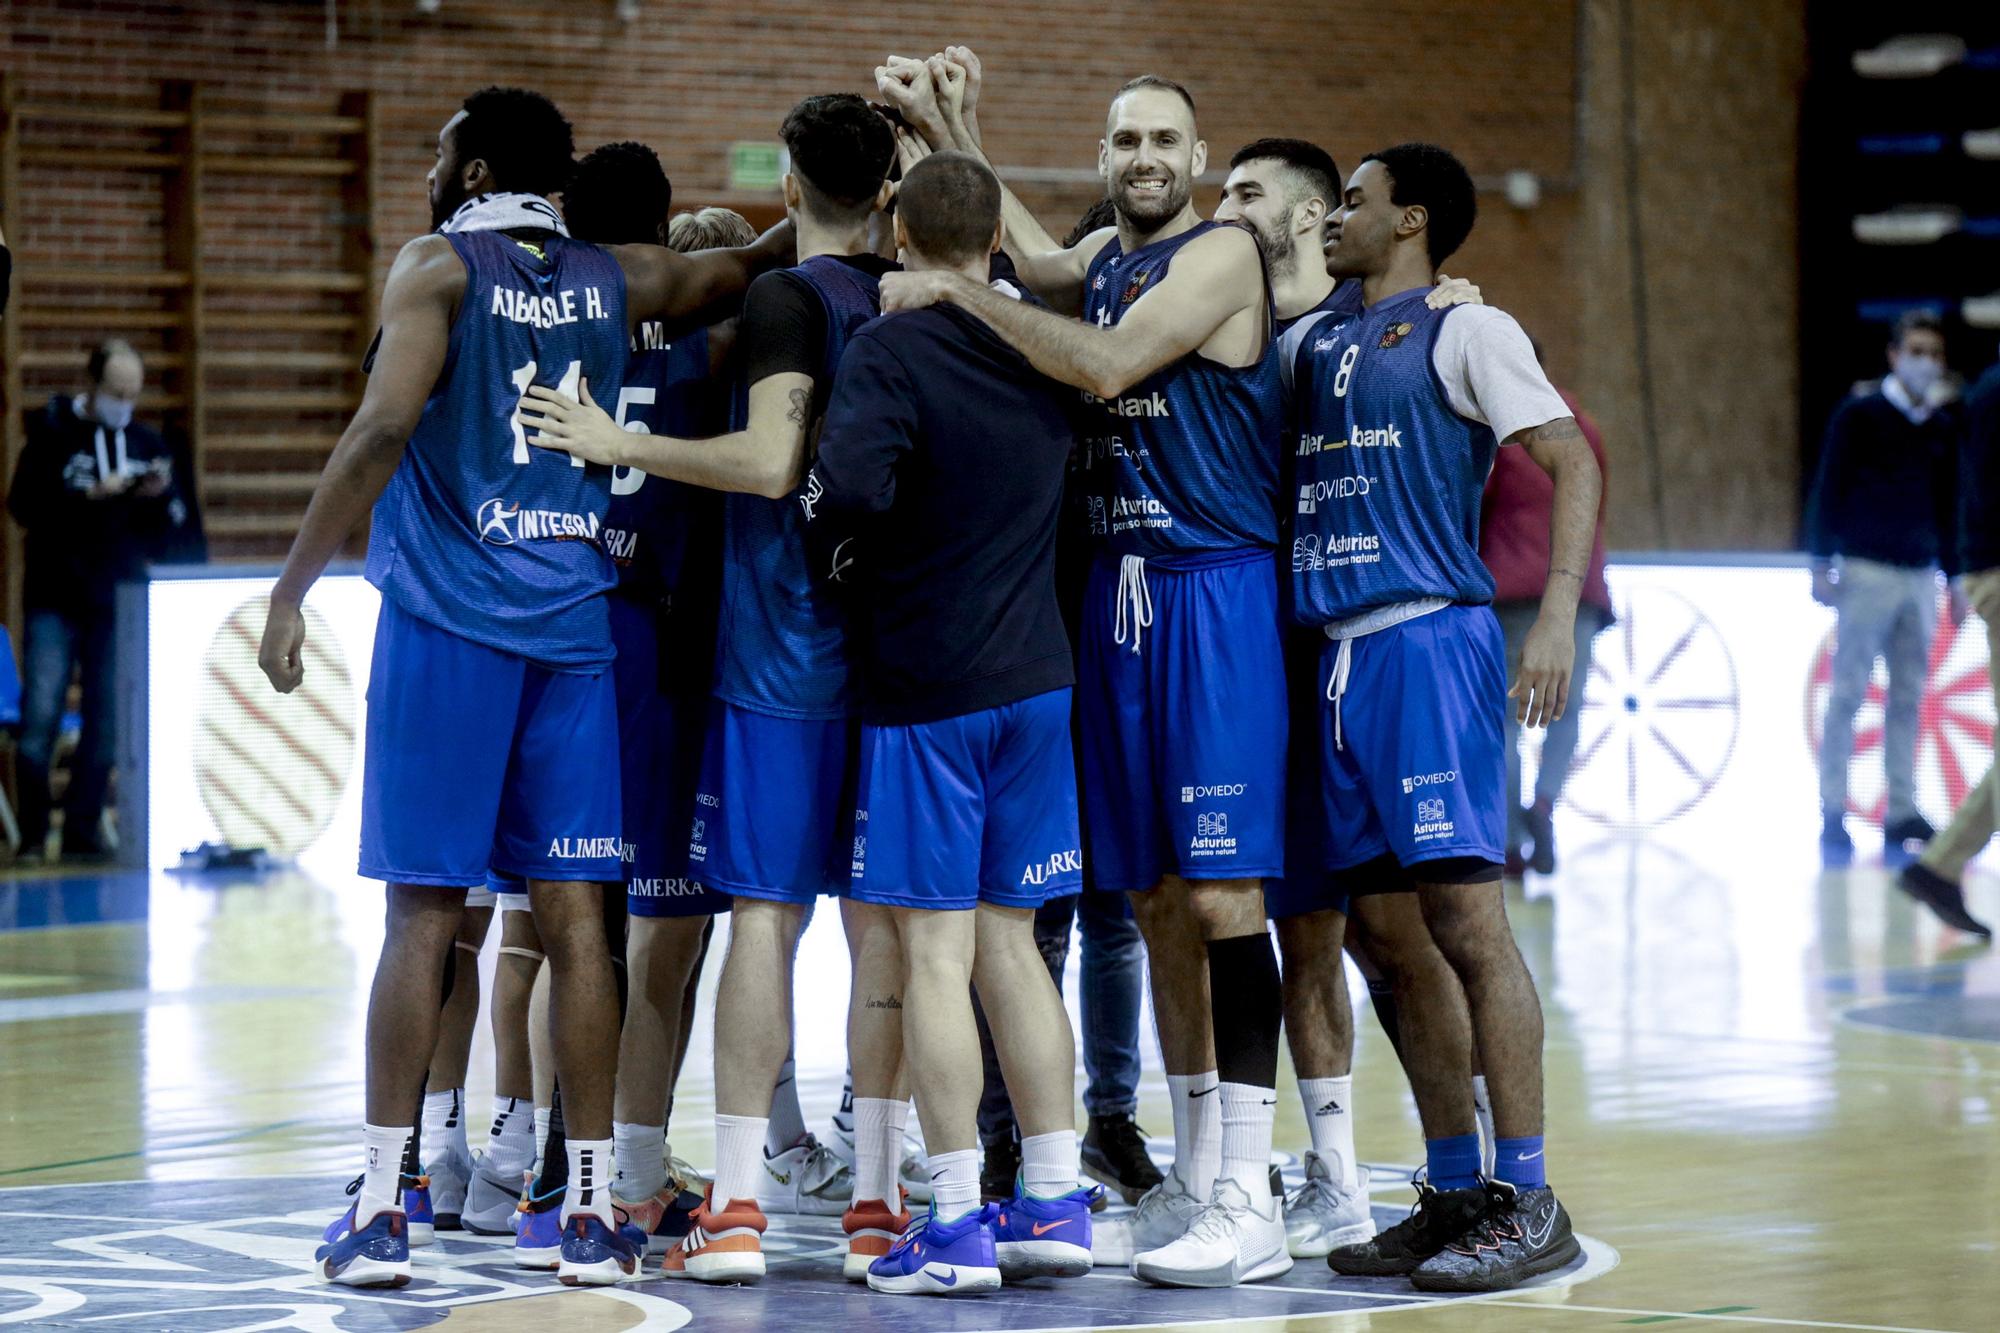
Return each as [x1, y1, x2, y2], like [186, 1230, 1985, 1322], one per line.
[259, 44, 1601, 1303]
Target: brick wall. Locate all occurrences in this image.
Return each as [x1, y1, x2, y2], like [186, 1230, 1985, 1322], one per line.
[1, 0, 1806, 552]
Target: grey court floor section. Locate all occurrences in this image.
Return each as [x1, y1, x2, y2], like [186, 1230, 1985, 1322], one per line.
[0, 1172, 1614, 1331]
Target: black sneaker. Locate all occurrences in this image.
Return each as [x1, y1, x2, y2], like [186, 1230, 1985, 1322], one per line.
[980, 1135, 1020, 1204]
[1412, 1180, 1579, 1292]
[1895, 863, 1993, 938]
[1884, 813, 1937, 847]
[1326, 1180, 1489, 1276]
[1523, 802, 1557, 875]
[1081, 1113, 1164, 1205]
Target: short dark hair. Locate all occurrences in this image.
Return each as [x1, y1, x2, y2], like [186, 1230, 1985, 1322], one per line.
[458, 86, 575, 197]
[781, 94, 895, 221]
[1230, 138, 1340, 210]
[564, 141, 672, 246]
[1113, 74, 1196, 120]
[1361, 142, 1477, 267]
[898, 151, 1001, 265]
[1063, 197, 1118, 249]
[1890, 308, 1945, 347]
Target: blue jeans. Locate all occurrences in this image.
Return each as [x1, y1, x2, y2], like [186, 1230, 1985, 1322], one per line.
[974, 888, 1146, 1145]
[17, 605, 118, 852]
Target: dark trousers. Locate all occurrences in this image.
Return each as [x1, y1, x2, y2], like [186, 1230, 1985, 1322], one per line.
[17, 604, 117, 853]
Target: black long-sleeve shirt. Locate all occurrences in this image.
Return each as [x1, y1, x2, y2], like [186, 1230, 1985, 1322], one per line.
[8, 394, 205, 613]
[1964, 364, 2000, 574]
[1804, 388, 1959, 573]
[803, 297, 1076, 726]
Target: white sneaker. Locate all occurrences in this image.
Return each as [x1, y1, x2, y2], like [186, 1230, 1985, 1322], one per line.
[1133, 1178, 1293, 1288]
[756, 1135, 853, 1216]
[424, 1144, 472, 1229]
[461, 1152, 527, 1235]
[1284, 1155, 1375, 1258]
[1089, 1170, 1205, 1266]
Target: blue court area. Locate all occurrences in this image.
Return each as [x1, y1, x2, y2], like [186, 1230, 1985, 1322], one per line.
[0, 1169, 1614, 1331]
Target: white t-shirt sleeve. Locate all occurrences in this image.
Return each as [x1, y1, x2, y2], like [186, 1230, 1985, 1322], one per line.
[1430, 306, 1571, 444]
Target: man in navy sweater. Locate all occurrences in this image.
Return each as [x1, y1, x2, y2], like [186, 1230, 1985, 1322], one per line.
[1806, 310, 1961, 863]
[802, 150, 1098, 1296]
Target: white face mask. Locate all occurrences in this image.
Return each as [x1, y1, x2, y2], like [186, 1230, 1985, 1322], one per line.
[92, 394, 135, 431]
[1893, 353, 1943, 401]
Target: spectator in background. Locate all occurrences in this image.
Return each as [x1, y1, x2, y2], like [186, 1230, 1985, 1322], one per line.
[1479, 341, 1613, 876]
[1895, 355, 1998, 939]
[1807, 310, 1960, 865]
[8, 339, 204, 860]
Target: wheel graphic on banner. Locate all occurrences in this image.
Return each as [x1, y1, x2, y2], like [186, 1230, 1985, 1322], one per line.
[1561, 586, 1741, 829]
[1803, 601, 1995, 826]
[192, 595, 357, 855]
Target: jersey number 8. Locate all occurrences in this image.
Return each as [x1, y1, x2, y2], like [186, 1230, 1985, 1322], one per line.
[1332, 343, 1359, 398]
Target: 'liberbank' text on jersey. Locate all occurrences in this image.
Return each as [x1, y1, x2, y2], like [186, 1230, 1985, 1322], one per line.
[1284, 285, 1497, 627]
[712, 255, 882, 718]
[1078, 221, 1284, 557]
[604, 322, 719, 603]
[366, 230, 629, 669]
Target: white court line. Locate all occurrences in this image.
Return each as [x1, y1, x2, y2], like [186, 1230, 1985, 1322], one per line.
[1466, 1299, 1967, 1333]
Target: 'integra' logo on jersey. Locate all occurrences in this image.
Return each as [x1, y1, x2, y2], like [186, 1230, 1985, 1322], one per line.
[1378, 320, 1415, 349]
[476, 497, 602, 546]
[1087, 390, 1172, 419]
[602, 526, 639, 563]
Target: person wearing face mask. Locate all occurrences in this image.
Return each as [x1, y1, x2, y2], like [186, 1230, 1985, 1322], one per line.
[1806, 309, 1962, 866]
[7, 338, 203, 861]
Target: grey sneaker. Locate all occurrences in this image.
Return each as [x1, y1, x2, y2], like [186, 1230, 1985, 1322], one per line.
[1283, 1154, 1374, 1258]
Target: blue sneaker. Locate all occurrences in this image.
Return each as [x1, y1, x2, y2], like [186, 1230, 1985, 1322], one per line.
[866, 1204, 1001, 1296]
[557, 1213, 647, 1286]
[992, 1186, 1098, 1279]
[316, 1204, 411, 1287]
[513, 1178, 564, 1270]
[403, 1175, 435, 1247]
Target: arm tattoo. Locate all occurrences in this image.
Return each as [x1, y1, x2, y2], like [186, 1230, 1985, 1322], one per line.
[1526, 418, 1582, 443]
[786, 386, 810, 427]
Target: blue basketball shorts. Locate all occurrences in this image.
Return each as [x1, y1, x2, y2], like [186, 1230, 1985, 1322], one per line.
[1264, 629, 1348, 921]
[609, 594, 730, 920]
[359, 596, 622, 888]
[1077, 549, 1287, 892]
[850, 689, 1082, 912]
[687, 698, 856, 904]
[1310, 604, 1508, 877]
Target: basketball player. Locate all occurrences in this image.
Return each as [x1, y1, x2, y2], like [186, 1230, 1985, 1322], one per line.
[1215, 137, 1483, 1258]
[1283, 143, 1594, 1291]
[520, 93, 907, 1284]
[258, 86, 793, 1289]
[881, 59, 1295, 1289]
[804, 149, 1098, 1296]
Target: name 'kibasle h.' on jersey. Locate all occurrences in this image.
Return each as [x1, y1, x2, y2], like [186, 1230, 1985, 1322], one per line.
[1078, 221, 1286, 558]
[712, 254, 883, 718]
[1284, 287, 1498, 627]
[365, 229, 629, 668]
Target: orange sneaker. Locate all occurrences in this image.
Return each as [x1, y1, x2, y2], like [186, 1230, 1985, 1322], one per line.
[658, 1187, 767, 1284]
[841, 1195, 912, 1281]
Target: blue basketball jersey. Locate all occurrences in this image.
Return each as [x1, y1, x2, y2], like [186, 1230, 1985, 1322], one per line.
[712, 255, 884, 718]
[604, 322, 720, 604]
[366, 229, 629, 669]
[1076, 221, 1284, 559]
[1285, 285, 1498, 627]
[1278, 279, 1364, 338]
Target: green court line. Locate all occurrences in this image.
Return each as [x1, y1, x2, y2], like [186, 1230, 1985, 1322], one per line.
[1624, 1310, 1756, 1325]
[0, 1118, 310, 1178]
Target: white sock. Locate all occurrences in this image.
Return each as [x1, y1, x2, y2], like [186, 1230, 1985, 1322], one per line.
[614, 1121, 667, 1200]
[421, 1088, 463, 1167]
[713, 1113, 768, 1207]
[1217, 1082, 1277, 1209]
[561, 1137, 613, 1224]
[1165, 1070, 1221, 1198]
[1020, 1130, 1077, 1199]
[766, 1058, 808, 1154]
[830, 1068, 856, 1142]
[930, 1147, 980, 1222]
[1299, 1075, 1358, 1190]
[1471, 1075, 1495, 1177]
[854, 1097, 908, 1205]
[359, 1123, 412, 1219]
[487, 1097, 533, 1175]
[531, 1106, 552, 1178]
